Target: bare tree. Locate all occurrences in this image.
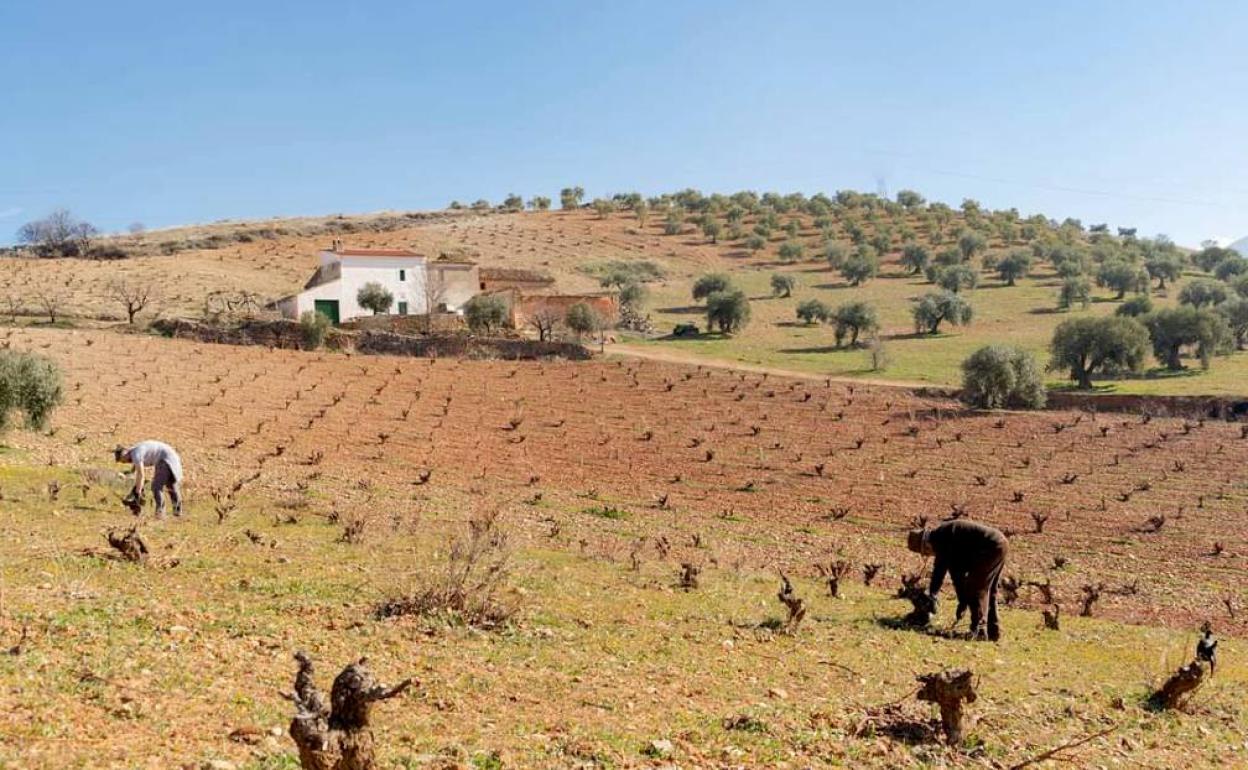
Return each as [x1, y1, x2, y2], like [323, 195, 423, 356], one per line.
[421, 265, 449, 333]
[33, 290, 64, 324]
[108, 279, 157, 324]
[1, 293, 23, 322]
[17, 209, 97, 257]
[527, 306, 562, 341]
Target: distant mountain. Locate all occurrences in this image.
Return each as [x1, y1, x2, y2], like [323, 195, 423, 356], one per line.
[1231, 236, 1248, 256]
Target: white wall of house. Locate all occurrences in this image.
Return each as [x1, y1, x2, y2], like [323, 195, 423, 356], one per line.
[336, 254, 428, 318]
[282, 251, 429, 321]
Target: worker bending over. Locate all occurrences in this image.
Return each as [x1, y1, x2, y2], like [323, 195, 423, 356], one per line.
[114, 440, 184, 517]
[907, 519, 1008, 641]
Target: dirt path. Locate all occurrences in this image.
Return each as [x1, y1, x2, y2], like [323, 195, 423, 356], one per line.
[607, 343, 948, 391]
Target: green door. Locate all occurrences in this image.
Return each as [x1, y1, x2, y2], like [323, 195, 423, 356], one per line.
[313, 300, 340, 325]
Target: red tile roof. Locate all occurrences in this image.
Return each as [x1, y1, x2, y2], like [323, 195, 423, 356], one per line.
[329, 248, 423, 258]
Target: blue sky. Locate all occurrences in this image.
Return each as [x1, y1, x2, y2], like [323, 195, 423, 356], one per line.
[1, 1, 1245, 245]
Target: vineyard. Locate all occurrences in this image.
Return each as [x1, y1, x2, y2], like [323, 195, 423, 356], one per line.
[0, 327, 1245, 767]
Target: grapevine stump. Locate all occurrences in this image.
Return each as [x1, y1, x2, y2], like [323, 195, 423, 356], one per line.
[286, 651, 412, 770]
[917, 668, 977, 745]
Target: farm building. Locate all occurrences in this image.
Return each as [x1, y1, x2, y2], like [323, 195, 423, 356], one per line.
[509, 292, 618, 330]
[276, 241, 478, 323]
[478, 266, 556, 293]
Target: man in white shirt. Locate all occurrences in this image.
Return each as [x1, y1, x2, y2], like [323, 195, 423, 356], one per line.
[113, 440, 184, 517]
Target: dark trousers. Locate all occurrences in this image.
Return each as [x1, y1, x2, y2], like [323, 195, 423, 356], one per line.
[152, 460, 182, 516]
[952, 549, 1006, 641]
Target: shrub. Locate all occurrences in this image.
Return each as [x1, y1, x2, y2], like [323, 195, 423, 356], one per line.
[705, 290, 750, 334]
[1142, 306, 1230, 370]
[1048, 316, 1149, 388]
[746, 233, 767, 253]
[841, 245, 879, 286]
[1178, 278, 1228, 309]
[960, 345, 1046, 409]
[464, 294, 509, 333]
[831, 301, 879, 348]
[1116, 295, 1154, 317]
[591, 198, 615, 219]
[1058, 276, 1092, 310]
[299, 310, 331, 349]
[582, 259, 666, 283]
[777, 240, 805, 262]
[912, 291, 973, 334]
[796, 298, 830, 324]
[374, 508, 515, 629]
[356, 282, 394, 315]
[770, 273, 796, 297]
[692, 273, 733, 302]
[0, 351, 63, 431]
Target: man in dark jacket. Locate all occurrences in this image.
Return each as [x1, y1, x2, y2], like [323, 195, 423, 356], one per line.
[907, 520, 1008, 641]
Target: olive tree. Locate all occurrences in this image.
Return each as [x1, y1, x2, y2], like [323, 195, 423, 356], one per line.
[591, 198, 616, 219]
[912, 291, 973, 335]
[824, 241, 849, 270]
[746, 233, 766, 254]
[777, 240, 804, 262]
[841, 245, 879, 286]
[996, 250, 1032, 286]
[1145, 253, 1184, 290]
[770, 273, 796, 298]
[705, 290, 750, 334]
[1178, 278, 1228, 309]
[565, 302, 603, 339]
[1142, 306, 1229, 370]
[832, 301, 879, 348]
[795, 298, 830, 325]
[936, 264, 978, 294]
[899, 243, 929, 275]
[1096, 260, 1148, 300]
[960, 345, 1046, 409]
[560, 187, 585, 210]
[692, 273, 733, 302]
[356, 282, 394, 315]
[957, 230, 987, 261]
[528, 196, 552, 211]
[1048, 316, 1149, 389]
[1057, 276, 1092, 310]
[1217, 297, 1248, 350]
[1214, 257, 1247, 282]
[0, 350, 63, 431]
[464, 294, 509, 333]
[1115, 294, 1153, 317]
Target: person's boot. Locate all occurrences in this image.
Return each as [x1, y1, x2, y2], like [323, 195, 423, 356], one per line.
[987, 622, 1001, 642]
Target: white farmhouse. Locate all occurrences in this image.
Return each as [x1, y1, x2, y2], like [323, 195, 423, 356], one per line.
[276, 240, 478, 324]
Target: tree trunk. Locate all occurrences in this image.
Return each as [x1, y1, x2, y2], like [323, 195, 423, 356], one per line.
[286, 652, 412, 770]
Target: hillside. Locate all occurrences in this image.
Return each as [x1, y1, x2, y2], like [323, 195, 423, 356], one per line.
[4, 190, 1248, 396]
[0, 326, 1244, 767]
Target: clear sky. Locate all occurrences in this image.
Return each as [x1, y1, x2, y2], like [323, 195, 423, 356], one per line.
[1, 1, 1244, 245]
